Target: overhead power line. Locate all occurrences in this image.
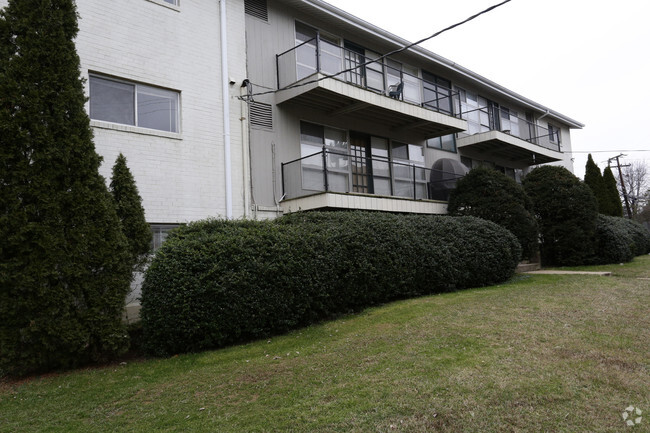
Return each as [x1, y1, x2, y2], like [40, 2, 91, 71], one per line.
[241, 0, 512, 99]
[570, 150, 650, 153]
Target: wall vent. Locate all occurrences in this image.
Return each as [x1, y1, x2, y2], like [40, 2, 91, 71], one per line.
[249, 102, 273, 130]
[244, 0, 268, 21]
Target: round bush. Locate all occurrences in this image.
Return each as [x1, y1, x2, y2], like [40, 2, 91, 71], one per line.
[140, 212, 521, 356]
[448, 167, 538, 260]
[592, 215, 635, 264]
[523, 166, 598, 266]
[620, 218, 650, 255]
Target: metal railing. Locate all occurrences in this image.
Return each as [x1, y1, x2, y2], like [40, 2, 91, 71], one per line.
[458, 106, 562, 152]
[276, 37, 461, 118]
[281, 147, 465, 202]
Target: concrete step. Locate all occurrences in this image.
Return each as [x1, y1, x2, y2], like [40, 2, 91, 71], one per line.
[515, 262, 541, 273]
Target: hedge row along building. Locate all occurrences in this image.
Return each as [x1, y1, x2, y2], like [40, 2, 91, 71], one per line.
[1, 0, 583, 311]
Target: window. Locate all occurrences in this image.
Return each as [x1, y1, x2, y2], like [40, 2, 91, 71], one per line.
[548, 124, 560, 143]
[391, 141, 426, 198]
[427, 134, 456, 152]
[151, 224, 180, 252]
[163, 0, 178, 5]
[90, 75, 179, 133]
[295, 22, 318, 80]
[300, 122, 349, 193]
[423, 72, 452, 114]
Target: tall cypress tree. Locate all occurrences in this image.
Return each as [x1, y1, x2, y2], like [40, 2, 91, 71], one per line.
[602, 166, 624, 217]
[110, 153, 152, 272]
[584, 154, 606, 213]
[0, 0, 132, 376]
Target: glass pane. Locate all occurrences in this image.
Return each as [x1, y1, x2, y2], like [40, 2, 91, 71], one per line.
[403, 74, 420, 104]
[90, 76, 135, 126]
[137, 85, 178, 132]
[385, 59, 401, 87]
[300, 122, 323, 146]
[391, 141, 408, 160]
[408, 144, 424, 164]
[296, 44, 317, 79]
[440, 134, 456, 152]
[320, 39, 342, 76]
[324, 126, 347, 149]
[373, 177, 391, 196]
[295, 22, 316, 43]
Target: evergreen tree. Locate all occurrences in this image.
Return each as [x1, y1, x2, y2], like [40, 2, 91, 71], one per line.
[523, 166, 598, 266]
[448, 167, 538, 260]
[602, 166, 623, 217]
[110, 154, 152, 272]
[584, 154, 606, 213]
[0, 0, 132, 376]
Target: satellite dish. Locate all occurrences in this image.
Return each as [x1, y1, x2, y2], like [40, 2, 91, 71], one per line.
[429, 158, 469, 200]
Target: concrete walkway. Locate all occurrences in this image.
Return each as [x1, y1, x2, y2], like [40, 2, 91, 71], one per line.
[524, 270, 612, 276]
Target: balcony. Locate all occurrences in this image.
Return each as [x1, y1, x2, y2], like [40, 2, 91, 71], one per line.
[280, 148, 465, 214]
[275, 38, 466, 138]
[457, 106, 563, 167]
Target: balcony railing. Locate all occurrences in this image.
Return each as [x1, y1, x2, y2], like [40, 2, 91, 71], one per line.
[276, 37, 462, 118]
[458, 106, 561, 152]
[281, 148, 465, 202]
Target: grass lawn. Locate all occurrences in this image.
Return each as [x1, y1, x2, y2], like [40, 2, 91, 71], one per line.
[1, 256, 649, 432]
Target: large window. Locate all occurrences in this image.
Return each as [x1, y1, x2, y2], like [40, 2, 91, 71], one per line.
[548, 123, 560, 143]
[391, 141, 426, 198]
[427, 134, 456, 153]
[90, 75, 179, 133]
[423, 72, 452, 114]
[300, 122, 349, 192]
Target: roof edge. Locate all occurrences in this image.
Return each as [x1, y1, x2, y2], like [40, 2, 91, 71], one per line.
[297, 0, 584, 129]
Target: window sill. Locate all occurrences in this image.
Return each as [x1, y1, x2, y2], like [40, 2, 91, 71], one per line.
[145, 0, 180, 12]
[90, 120, 182, 140]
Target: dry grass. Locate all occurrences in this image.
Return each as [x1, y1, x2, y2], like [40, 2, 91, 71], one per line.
[1, 256, 649, 432]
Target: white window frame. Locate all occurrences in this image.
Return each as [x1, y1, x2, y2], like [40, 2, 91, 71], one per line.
[89, 74, 180, 134]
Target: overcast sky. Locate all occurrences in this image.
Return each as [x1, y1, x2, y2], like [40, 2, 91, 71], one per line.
[325, 0, 650, 179]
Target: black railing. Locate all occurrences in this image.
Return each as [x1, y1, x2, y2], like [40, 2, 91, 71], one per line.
[458, 106, 561, 152]
[281, 148, 465, 202]
[276, 37, 462, 118]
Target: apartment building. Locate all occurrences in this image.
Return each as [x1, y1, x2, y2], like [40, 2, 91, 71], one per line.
[0, 0, 583, 225]
[244, 0, 583, 218]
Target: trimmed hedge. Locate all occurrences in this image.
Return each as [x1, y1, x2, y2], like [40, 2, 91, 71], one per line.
[141, 212, 521, 356]
[447, 167, 538, 260]
[592, 216, 650, 264]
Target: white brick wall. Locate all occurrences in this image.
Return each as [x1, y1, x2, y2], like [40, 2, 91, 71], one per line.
[78, 0, 248, 223]
[0, 0, 249, 223]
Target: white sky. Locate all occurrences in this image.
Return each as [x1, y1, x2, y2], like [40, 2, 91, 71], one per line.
[324, 0, 650, 178]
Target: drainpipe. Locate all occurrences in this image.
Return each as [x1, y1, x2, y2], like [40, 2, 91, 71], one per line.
[220, 0, 233, 219]
[538, 109, 550, 120]
[240, 80, 252, 218]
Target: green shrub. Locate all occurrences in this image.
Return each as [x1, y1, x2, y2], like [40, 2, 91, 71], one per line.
[592, 215, 635, 264]
[588, 216, 650, 265]
[448, 167, 538, 260]
[523, 166, 598, 266]
[619, 218, 650, 256]
[141, 212, 521, 356]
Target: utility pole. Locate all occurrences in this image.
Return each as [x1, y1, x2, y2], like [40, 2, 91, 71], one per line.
[608, 154, 633, 218]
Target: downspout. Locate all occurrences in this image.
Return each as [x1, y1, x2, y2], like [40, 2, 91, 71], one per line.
[220, 0, 233, 219]
[537, 109, 550, 120]
[240, 80, 253, 218]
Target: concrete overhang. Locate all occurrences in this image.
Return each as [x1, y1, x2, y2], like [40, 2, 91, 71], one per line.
[275, 74, 467, 139]
[281, 191, 448, 214]
[457, 130, 563, 168]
